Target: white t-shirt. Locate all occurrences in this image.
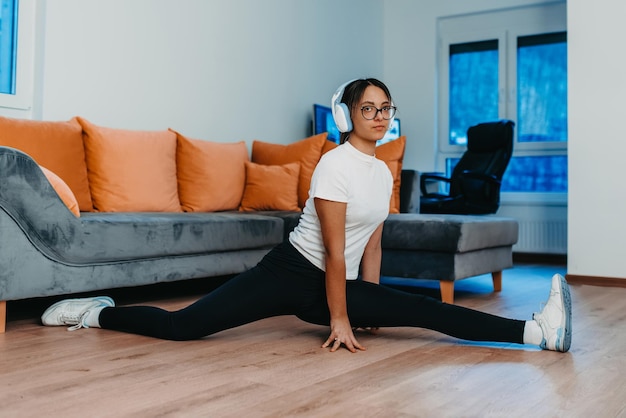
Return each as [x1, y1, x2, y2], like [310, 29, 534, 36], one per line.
[289, 141, 393, 280]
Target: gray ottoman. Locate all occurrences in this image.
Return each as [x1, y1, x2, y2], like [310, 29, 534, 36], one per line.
[381, 213, 519, 303]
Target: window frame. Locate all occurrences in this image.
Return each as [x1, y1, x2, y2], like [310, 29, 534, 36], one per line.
[0, 0, 36, 111]
[506, 26, 568, 153]
[438, 29, 507, 154]
[437, 3, 567, 202]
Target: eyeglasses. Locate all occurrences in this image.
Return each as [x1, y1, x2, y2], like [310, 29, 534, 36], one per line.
[360, 105, 397, 120]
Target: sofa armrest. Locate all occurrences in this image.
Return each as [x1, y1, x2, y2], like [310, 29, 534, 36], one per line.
[399, 169, 420, 213]
[0, 146, 80, 237]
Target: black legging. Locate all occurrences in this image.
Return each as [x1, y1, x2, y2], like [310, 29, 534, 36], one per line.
[100, 241, 525, 343]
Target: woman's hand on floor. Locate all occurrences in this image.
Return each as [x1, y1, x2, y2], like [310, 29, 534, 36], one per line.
[322, 318, 366, 353]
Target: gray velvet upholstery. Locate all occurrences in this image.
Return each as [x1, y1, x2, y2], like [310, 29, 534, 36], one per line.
[382, 213, 518, 253]
[381, 245, 514, 282]
[381, 213, 518, 282]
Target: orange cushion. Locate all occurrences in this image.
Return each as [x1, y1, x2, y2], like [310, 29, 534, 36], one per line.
[0, 116, 93, 211]
[239, 161, 300, 212]
[40, 166, 81, 217]
[173, 130, 249, 212]
[321, 138, 338, 155]
[78, 117, 181, 212]
[383, 160, 400, 214]
[376, 136, 406, 214]
[251, 133, 327, 208]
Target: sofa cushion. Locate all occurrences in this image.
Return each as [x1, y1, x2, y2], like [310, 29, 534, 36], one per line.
[78, 117, 181, 212]
[40, 166, 80, 217]
[240, 161, 300, 211]
[376, 136, 406, 214]
[384, 160, 399, 213]
[321, 138, 337, 155]
[173, 130, 248, 212]
[30, 212, 285, 264]
[382, 213, 519, 253]
[228, 210, 302, 241]
[251, 133, 327, 209]
[0, 116, 93, 211]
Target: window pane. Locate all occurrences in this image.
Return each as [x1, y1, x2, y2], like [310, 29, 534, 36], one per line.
[0, 0, 17, 95]
[449, 40, 499, 146]
[517, 32, 567, 142]
[446, 155, 567, 193]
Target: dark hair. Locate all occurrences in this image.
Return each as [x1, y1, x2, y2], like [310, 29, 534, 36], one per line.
[339, 78, 393, 144]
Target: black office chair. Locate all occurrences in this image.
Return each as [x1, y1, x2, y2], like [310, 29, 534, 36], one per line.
[420, 120, 514, 215]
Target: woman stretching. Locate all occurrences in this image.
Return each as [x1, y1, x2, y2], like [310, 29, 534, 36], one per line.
[41, 78, 572, 353]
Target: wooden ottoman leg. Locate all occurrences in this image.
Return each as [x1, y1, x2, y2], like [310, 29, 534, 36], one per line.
[440, 281, 455, 304]
[0, 300, 6, 333]
[492, 271, 502, 292]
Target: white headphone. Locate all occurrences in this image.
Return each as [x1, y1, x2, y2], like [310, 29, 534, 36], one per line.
[331, 79, 356, 133]
[331, 79, 396, 134]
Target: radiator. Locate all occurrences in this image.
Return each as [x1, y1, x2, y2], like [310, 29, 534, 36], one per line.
[514, 219, 567, 254]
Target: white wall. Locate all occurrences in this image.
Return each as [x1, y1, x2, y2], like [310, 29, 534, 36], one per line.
[35, 0, 383, 146]
[567, 0, 626, 279]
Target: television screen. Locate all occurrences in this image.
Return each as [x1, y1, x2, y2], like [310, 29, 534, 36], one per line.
[313, 104, 341, 143]
[312, 103, 400, 146]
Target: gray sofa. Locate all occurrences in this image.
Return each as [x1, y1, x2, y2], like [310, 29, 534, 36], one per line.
[0, 146, 518, 332]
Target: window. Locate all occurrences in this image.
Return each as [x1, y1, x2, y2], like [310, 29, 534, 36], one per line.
[0, 0, 35, 110]
[517, 32, 567, 144]
[0, 0, 17, 95]
[449, 40, 499, 146]
[438, 4, 567, 198]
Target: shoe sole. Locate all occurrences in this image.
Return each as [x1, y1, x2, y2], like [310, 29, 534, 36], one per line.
[555, 274, 572, 352]
[42, 296, 115, 326]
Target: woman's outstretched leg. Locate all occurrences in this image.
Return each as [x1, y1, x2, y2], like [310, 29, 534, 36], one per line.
[297, 273, 571, 352]
[97, 263, 296, 340]
[349, 281, 526, 343]
[354, 273, 570, 351]
[41, 264, 290, 340]
[41, 242, 327, 340]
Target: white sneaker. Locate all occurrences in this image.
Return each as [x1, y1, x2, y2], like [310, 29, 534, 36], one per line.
[41, 296, 115, 331]
[533, 274, 572, 352]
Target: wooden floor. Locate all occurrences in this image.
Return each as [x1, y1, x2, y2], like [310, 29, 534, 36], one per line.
[1, 263, 625, 417]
